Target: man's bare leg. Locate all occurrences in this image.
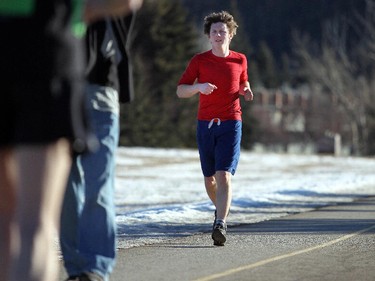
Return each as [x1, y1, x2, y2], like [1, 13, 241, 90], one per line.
[10, 139, 71, 281]
[210, 171, 232, 245]
[204, 171, 232, 221]
[0, 148, 17, 281]
[214, 171, 232, 222]
[204, 175, 217, 206]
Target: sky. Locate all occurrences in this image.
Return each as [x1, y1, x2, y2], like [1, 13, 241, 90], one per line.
[114, 147, 375, 248]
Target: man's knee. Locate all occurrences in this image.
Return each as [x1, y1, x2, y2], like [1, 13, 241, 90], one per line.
[215, 170, 231, 183]
[204, 176, 216, 188]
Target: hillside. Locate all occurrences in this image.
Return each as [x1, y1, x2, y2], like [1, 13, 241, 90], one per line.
[180, 0, 366, 59]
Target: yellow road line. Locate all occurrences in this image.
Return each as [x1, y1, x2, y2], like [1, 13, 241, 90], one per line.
[193, 224, 375, 281]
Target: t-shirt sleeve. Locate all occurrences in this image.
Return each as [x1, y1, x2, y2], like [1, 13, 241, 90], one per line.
[178, 55, 199, 85]
[240, 54, 248, 84]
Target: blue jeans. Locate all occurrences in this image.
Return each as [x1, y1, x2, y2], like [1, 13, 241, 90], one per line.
[60, 85, 119, 280]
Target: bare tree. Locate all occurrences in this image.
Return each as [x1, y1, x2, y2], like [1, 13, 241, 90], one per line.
[293, 0, 375, 155]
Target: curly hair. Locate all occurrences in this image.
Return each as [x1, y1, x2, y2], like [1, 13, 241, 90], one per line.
[203, 11, 238, 36]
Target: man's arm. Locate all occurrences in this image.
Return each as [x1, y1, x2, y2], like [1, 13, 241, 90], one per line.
[239, 81, 254, 101]
[177, 82, 217, 98]
[84, 0, 143, 23]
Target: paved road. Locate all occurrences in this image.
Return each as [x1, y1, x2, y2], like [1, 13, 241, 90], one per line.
[59, 197, 375, 281]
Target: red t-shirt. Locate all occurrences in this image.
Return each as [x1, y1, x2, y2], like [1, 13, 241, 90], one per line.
[178, 50, 248, 121]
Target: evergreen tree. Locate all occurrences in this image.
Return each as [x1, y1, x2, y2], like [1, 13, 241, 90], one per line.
[120, 0, 199, 147]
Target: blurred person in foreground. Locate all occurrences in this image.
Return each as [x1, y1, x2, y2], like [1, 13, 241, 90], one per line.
[59, 11, 138, 281]
[0, 1, 142, 281]
[177, 11, 254, 246]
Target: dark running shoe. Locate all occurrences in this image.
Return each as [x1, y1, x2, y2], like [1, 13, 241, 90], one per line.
[212, 221, 227, 246]
[79, 272, 104, 281]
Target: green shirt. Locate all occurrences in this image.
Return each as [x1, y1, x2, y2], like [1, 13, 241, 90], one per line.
[0, 0, 85, 38]
[0, 0, 35, 16]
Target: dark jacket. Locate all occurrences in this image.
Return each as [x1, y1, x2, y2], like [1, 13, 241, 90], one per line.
[85, 14, 135, 103]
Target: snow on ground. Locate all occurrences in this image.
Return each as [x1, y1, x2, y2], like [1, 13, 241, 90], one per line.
[114, 147, 375, 248]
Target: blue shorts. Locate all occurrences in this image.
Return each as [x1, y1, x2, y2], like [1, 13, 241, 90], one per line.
[197, 120, 242, 177]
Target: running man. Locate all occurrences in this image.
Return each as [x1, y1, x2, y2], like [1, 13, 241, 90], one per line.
[177, 11, 253, 246]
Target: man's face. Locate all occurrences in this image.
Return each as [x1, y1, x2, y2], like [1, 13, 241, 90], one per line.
[209, 22, 232, 48]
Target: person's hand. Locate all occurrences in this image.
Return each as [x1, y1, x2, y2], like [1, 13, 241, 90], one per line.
[199, 83, 217, 95]
[243, 87, 254, 101]
[84, 0, 143, 23]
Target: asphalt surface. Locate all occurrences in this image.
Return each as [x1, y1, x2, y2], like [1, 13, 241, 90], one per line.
[59, 197, 375, 281]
